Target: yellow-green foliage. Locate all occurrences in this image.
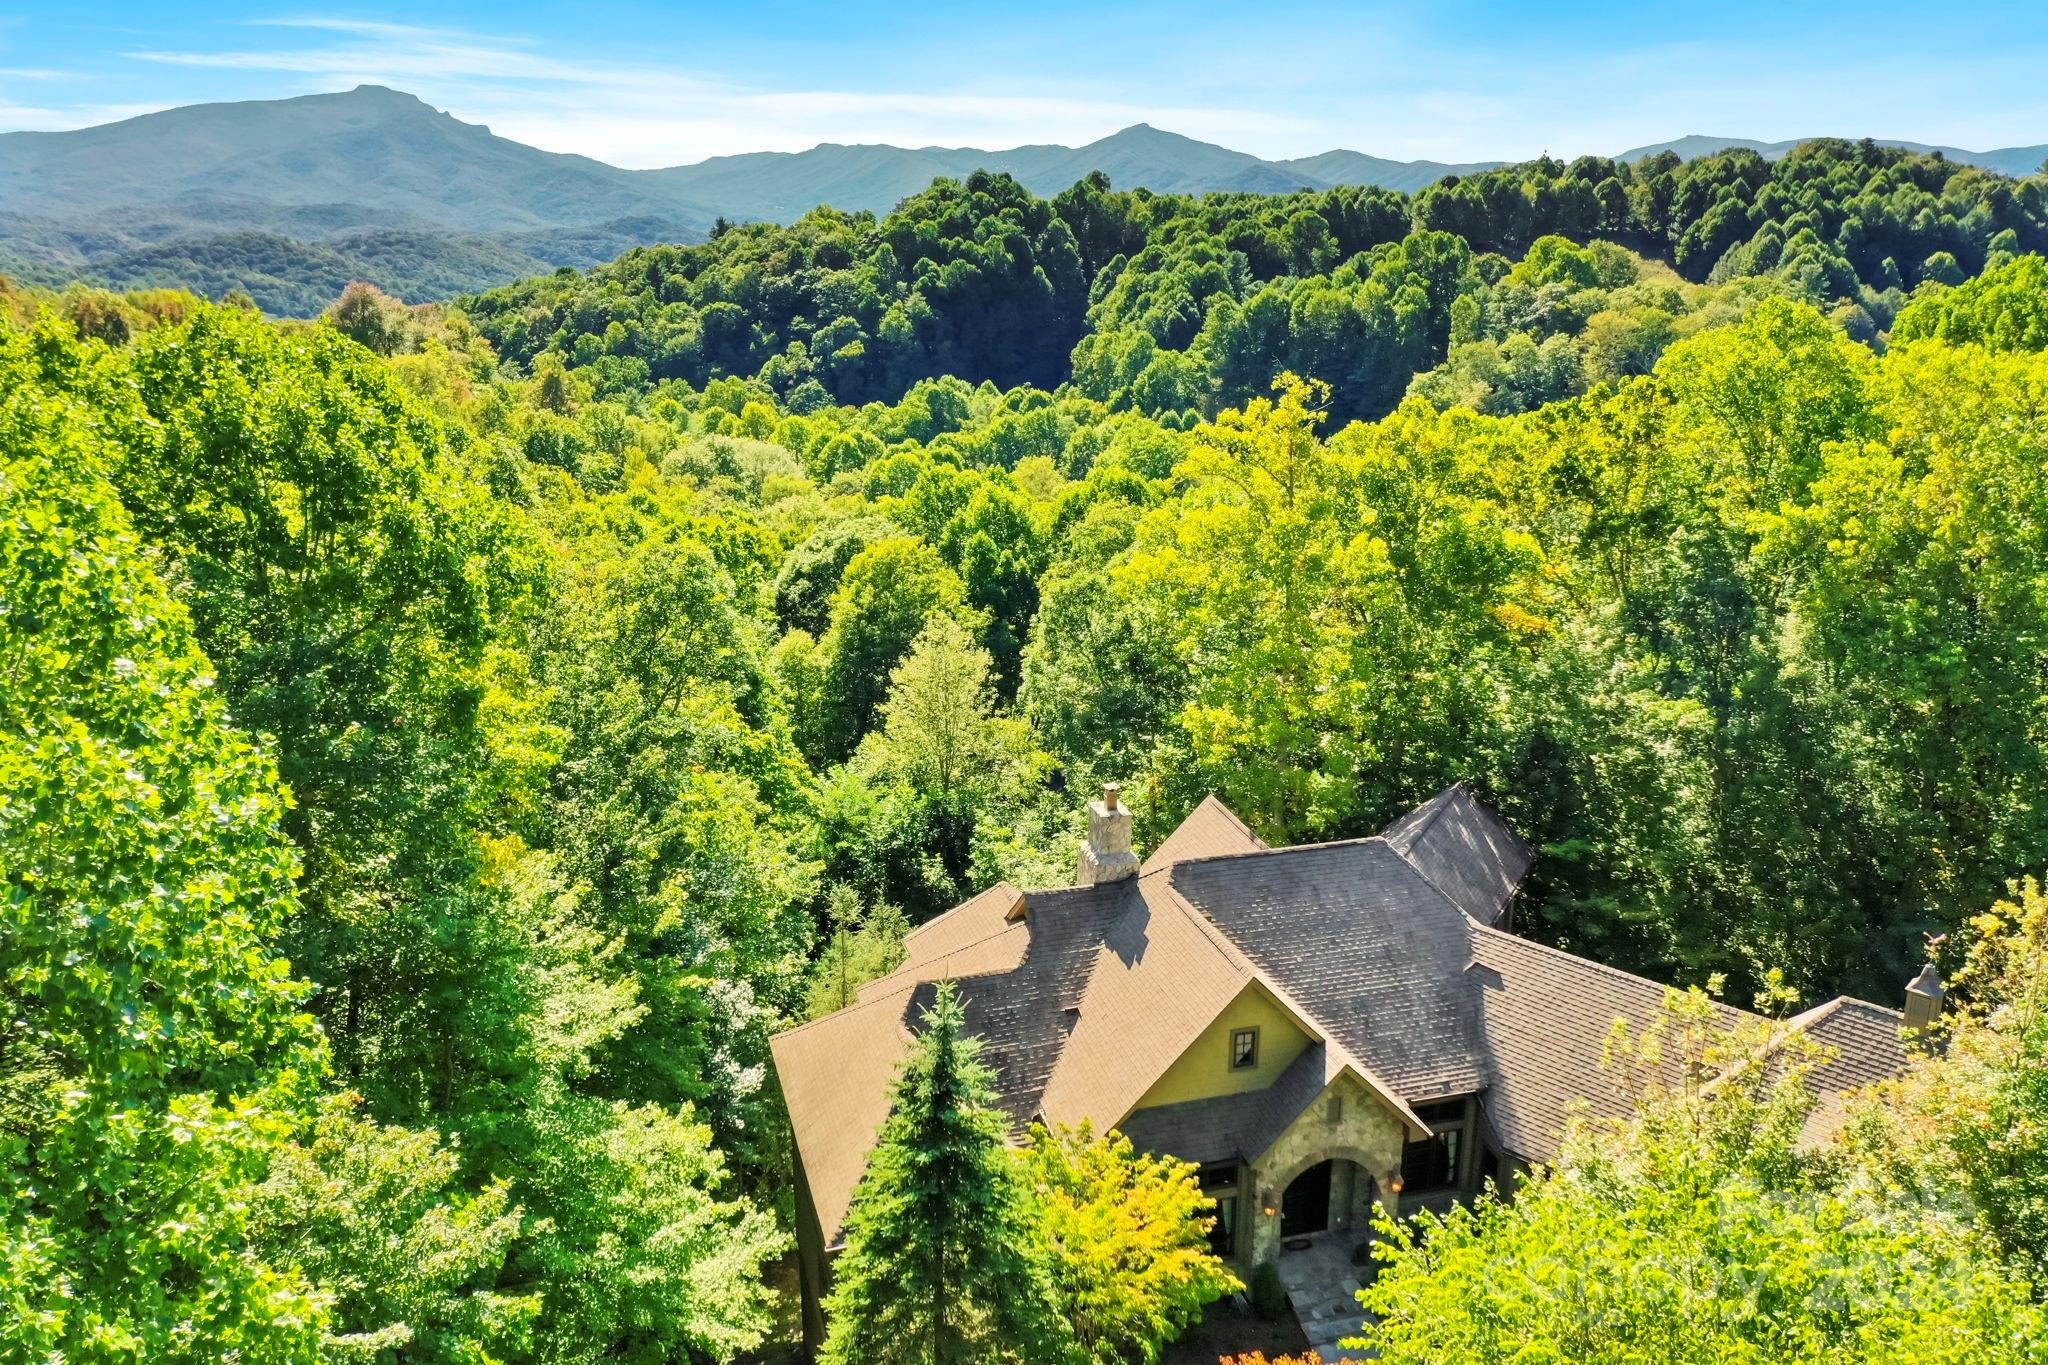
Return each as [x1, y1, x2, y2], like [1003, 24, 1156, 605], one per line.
[1023, 1123, 1242, 1365]
[1357, 990, 2048, 1362]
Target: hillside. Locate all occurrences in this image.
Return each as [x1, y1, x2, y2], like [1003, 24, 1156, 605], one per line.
[1278, 148, 1505, 192]
[1617, 131, 2048, 175]
[0, 85, 690, 230]
[7, 85, 2046, 315]
[9, 83, 2048, 1364]
[0, 89, 1501, 312]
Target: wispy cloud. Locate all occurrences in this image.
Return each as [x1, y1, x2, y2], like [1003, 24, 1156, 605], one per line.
[17, 8, 2048, 164]
[116, 15, 1311, 165]
[0, 99, 171, 131]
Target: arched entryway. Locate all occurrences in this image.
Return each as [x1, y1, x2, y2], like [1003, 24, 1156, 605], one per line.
[1278, 1157, 1378, 1240]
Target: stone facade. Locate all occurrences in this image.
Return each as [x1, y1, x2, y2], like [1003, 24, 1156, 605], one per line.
[1245, 1071, 1406, 1265]
[1075, 783, 1140, 885]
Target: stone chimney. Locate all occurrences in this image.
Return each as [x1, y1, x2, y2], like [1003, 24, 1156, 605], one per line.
[1075, 782, 1140, 886]
[1902, 962, 1946, 1038]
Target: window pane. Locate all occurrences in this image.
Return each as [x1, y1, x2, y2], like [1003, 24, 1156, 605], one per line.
[1208, 1195, 1237, 1258]
[1401, 1134, 1456, 1190]
[1413, 1098, 1466, 1125]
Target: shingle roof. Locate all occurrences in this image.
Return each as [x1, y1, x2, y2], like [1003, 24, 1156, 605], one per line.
[1035, 878, 1254, 1128]
[944, 882, 1135, 1130]
[855, 916, 1027, 1006]
[1114, 1042, 1337, 1167]
[769, 984, 920, 1247]
[1168, 839, 1489, 1099]
[1141, 793, 1266, 874]
[1465, 923, 1749, 1160]
[1790, 997, 1910, 1093]
[895, 881, 1026, 971]
[1785, 996, 1910, 1147]
[1381, 783, 1533, 927]
[773, 787, 1917, 1243]
[772, 883, 1129, 1245]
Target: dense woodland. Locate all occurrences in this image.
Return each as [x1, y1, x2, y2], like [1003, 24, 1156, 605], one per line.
[6, 140, 2048, 1362]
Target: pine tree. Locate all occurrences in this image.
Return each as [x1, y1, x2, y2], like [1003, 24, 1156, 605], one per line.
[820, 982, 1074, 1365]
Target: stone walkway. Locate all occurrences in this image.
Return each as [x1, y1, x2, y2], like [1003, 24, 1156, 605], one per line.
[1276, 1230, 1374, 1359]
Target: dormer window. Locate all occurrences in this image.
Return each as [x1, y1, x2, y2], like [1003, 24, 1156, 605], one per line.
[1230, 1027, 1259, 1070]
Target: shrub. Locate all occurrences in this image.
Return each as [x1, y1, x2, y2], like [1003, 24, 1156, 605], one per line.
[1247, 1259, 1288, 1321]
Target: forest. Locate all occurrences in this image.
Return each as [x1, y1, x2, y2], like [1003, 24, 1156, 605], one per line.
[5, 137, 2048, 1362]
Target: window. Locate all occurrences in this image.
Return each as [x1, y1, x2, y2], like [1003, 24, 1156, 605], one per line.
[1199, 1163, 1239, 1258]
[1401, 1128, 1462, 1191]
[1208, 1194, 1238, 1258]
[1412, 1098, 1467, 1125]
[1229, 1027, 1259, 1070]
[1400, 1096, 1469, 1193]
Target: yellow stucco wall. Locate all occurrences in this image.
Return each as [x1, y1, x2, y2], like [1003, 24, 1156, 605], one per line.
[1128, 982, 1314, 1110]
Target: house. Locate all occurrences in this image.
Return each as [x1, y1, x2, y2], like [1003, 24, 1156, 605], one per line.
[770, 782, 1924, 1348]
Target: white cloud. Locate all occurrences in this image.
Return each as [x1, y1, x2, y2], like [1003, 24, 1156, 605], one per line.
[18, 11, 2046, 166]
[118, 16, 1317, 165]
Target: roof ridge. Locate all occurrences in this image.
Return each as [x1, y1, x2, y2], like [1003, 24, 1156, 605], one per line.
[1390, 784, 1461, 847]
[902, 880, 1021, 946]
[858, 921, 1030, 998]
[1802, 993, 1905, 1023]
[1145, 873, 1431, 1136]
[1467, 922, 1759, 1021]
[1784, 997, 1847, 1031]
[1199, 792, 1265, 846]
[1149, 832, 1389, 879]
[772, 980, 919, 1041]
[1163, 834, 1488, 932]
[1374, 832, 1501, 928]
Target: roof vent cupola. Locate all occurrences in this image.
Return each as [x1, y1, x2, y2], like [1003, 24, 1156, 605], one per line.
[1075, 782, 1140, 886]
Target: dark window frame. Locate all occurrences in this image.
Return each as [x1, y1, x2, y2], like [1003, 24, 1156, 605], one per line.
[1400, 1096, 1470, 1193]
[1229, 1026, 1260, 1070]
[1207, 1192, 1239, 1258]
[1198, 1163, 1240, 1258]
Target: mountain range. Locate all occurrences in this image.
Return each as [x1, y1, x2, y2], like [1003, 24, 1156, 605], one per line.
[3, 85, 2042, 315]
[1615, 133, 2048, 176]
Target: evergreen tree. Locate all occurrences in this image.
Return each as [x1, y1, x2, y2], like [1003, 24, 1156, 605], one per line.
[821, 982, 1073, 1365]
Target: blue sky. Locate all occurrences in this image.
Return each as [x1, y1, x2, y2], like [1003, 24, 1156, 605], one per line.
[4, 2, 2047, 166]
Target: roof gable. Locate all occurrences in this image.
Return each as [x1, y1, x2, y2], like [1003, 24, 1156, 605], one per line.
[1035, 877, 1255, 1128]
[1117, 1043, 1396, 1169]
[769, 985, 919, 1246]
[1141, 793, 1267, 873]
[773, 786, 1919, 1244]
[1382, 783, 1533, 926]
[1130, 979, 1316, 1110]
[1166, 838, 1489, 1099]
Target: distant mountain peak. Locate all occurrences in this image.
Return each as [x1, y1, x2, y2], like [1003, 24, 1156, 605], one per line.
[6, 85, 2044, 317]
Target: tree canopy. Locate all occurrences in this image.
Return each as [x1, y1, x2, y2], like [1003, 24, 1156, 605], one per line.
[8, 139, 2048, 1358]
